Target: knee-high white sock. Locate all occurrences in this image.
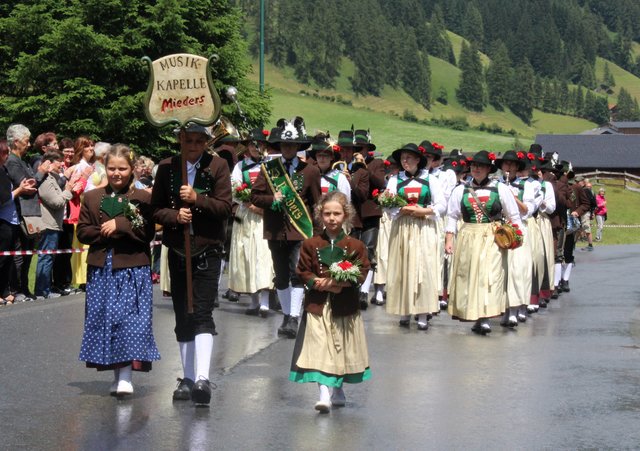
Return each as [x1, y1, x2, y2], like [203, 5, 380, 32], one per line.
[554, 263, 562, 287]
[318, 383, 331, 403]
[375, 284, 384, 302]
[259, 290, 270, 309]
[562, 262, 573, 281]
[360, 270, 374, 294]
[179, 340, 196, 381]
[277, 287, 291, 315]
[560, 262, 568, 280]
[195, 333, 214, 382]
[290, 286, 304, 318]
[118, 364, 132, 384]
[249, 292, 259, 309]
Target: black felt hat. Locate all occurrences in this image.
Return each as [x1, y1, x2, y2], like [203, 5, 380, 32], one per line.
[495, 150, 526, 171]
[391, 143, 428, 169]
[353, 129, 376, 150]
[310, 132, 340, 157]
[337, 127, 358, 148]
[267, 117, 312, 149]
[418, 140, 444, 160]
[247, 128, 270, 142]
[468, 150, 498, 173]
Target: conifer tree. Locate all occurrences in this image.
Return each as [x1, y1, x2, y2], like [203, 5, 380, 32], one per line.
[486, 40, 511, 110]
[456, 41, 484, 111]
[508, 58, 535, 124]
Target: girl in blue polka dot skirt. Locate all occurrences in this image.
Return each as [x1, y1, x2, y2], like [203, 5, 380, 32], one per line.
[77, 144, 160, 396]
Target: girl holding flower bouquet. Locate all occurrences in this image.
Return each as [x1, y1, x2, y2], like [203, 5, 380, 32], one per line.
[385, 143, 447, 331]
[229, 130, 274, 317]
[290, 191, 371, 413]
[77, 144, 160, 396]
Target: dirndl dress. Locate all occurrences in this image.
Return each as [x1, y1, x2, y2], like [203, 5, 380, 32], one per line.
[527, 217, 545, 301]
[79, 250, 160, 371]
[289, 300, 370, 388]
[536, 213, 555, 299]
[228, 204, 274, 293]
[447, 223, 507, 320]
[386, 215, 440, 316]
[506, 224, 532, 308]
[71, 225, 88, 286]
[373, 208, 394, 285]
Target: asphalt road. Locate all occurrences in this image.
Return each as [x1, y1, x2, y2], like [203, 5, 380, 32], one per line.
[1, 244, 639, 450]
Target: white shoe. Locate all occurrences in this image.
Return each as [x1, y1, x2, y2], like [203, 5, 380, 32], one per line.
[116, 380, 134, 396]
[527, 305, 538, 314]
[330, 388, 346, 407]
[314, 400, 331, 413]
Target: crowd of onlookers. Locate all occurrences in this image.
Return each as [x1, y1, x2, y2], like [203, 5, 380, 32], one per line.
[0, 124, 157, 305]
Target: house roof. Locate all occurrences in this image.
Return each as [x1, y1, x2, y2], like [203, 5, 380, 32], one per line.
[611, 121, 640, 129]
[580, 126, 620, 135]
[535, 134, 640, 169]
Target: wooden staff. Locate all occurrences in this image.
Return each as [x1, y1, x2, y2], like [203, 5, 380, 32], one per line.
[180, 128, 194, 314]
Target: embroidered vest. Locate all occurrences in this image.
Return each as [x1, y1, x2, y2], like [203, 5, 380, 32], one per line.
[241, 160, 261, 187]
[320, 170, 340, 195]
[397, 173, 432, 207]
[509, 178, 526, 202]
[461, 185, 502, 223]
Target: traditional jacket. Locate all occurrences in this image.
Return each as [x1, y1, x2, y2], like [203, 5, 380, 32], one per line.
[346, 163, 369, 229]
[77, 185, 155, 269]
[358, 157, 385, 220]
[251, 156, 321, 241]
[152, 152, 232, 250]
[296, 230, 370, 317]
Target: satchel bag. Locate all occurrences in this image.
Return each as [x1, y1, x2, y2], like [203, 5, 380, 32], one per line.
[468, 187, 522, 250]
[20, 215, 43, 238]
[566, 212, 581, 235]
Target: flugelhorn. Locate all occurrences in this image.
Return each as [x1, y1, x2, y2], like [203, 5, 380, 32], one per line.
[207, 115, 238, 149]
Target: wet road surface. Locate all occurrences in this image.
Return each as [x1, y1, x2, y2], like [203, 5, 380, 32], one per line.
[1, 244, 639, 450]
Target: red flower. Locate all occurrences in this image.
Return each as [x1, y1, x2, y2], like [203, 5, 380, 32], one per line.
[262, 130, 269, 137]
[512, 223, 519, 228]
[488, 152, 496, 161]
[538, 157, 545, 162]
[515, 229, 523, 236]
[516, 152, 525, 159]
[418, 146, 426, 154]
[372, 189, 380, 197]
[368, 151, 374, 157]
[432, 142, 444, 150]
[451, 161, 458, 167]
[460, 160, 467, 166]
[337, 261, 353, 271]
[332, 145, 341, 152]
[384, 160, 391, 167]
[466, 157, 473, 161]
[527, 153, 535, 160]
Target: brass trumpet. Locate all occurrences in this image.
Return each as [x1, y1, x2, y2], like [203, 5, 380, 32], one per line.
[207, 115, 238, 151]
[332, 160, 347, 172]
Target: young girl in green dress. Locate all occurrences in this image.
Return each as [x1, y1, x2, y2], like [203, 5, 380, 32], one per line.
[290, 191, 371, 413]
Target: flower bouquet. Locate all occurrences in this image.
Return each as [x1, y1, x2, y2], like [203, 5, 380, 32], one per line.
[328, 258, 362, 284]
[124, 201, 145, 229]
[233, 181, 252, 202]
[372, 189, 408, 208]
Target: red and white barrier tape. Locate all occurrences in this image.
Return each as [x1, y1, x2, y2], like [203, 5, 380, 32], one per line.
[0, 240, 163, 256]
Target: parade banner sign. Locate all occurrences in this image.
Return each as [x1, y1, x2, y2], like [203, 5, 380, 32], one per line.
[142, 53, 221, 128]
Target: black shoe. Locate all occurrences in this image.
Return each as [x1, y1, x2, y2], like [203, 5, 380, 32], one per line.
[172, 377, 194, 401]
[399, 319, 410, 328]
[281, 316, 299, 338]
[245, 306, 260, 316]
[277, 315, 291, 336]
[562, 281, 570, 292]
[227, 289, 240, 302]
[359, 293, 368, 310]
[417, 322, 429, 331]
[191, 379, 212, 405]
[539, 299, 548, 308]
[550, 289, 559, 299]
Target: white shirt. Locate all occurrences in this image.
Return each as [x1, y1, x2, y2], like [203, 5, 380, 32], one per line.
[320, 169, 351, 202]
[386, 169, 446, 219]
[446, 180, 522, 234]
[539, 180, 556, 215]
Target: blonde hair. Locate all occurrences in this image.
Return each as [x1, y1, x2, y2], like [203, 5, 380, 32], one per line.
[314, 191, 355, 230]
[105, 143, 135, 187]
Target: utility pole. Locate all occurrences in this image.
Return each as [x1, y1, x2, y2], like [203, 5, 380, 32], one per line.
[259, 0, 265, 93]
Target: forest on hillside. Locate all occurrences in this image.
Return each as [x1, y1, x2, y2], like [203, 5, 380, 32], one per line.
[238, 0, 640, 125]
